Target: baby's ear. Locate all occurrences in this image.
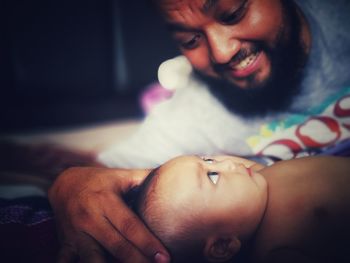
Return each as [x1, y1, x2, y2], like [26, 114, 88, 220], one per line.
[204, 236, 241, 262]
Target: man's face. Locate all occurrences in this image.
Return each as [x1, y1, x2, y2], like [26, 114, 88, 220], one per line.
[156, 0, 308, 114]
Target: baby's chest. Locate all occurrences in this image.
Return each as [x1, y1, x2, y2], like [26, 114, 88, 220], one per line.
[252, 204, 350, 262]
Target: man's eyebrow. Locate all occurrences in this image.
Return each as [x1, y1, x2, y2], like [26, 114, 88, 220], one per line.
[166, 22, 197, 33]
[202, 0, 219, 13]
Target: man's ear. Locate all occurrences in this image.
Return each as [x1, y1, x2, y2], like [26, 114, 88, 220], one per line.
[203, 236, 241, 262]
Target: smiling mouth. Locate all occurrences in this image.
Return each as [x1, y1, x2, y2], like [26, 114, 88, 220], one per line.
[226, 50, 262, 80]
[211, 45, 264, 82]
[232, 51, 260, 71]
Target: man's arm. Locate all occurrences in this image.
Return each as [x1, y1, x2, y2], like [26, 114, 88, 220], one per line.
[48, 166, 170, 263]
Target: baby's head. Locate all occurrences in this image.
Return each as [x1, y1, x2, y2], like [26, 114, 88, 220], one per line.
[134, 155, 268, 263]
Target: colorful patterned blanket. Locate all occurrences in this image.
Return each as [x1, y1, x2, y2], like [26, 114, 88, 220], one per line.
[248, 88, 350, 161]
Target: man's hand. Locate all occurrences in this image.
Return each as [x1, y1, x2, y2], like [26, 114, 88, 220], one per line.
[48, 166, 170, 263]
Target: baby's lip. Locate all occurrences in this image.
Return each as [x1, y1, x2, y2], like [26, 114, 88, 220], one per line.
[247, 167, 253, 176]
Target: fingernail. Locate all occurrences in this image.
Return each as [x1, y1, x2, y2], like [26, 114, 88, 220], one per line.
[154, 252, 170, 263]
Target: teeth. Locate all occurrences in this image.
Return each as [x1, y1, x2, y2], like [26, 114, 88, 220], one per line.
[234, 53, 258, 70]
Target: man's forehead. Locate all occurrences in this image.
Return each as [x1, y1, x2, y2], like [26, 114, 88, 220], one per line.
[154, 0, 246, 24]
[155, 0, 222, 12]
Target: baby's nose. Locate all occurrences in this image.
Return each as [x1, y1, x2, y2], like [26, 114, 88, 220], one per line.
[217, 159, 238, 171]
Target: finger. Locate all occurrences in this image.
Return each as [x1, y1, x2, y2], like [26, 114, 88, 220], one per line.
[86, 215, 152, 263]
[77, 234, 107, 263]
[57, 242, 78, 263]
[103, 194, 169, 261]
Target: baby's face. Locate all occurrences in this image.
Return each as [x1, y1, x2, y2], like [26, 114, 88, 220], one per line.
[154, 155, 268, 238]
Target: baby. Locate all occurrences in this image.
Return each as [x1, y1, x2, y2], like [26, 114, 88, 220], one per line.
[131, 155, 350, 263]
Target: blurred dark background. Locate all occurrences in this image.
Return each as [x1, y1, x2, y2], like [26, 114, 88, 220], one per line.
[0, 0, 179, 133]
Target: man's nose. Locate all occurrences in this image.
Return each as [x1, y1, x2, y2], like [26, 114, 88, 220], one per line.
[206, 26, 241, 65]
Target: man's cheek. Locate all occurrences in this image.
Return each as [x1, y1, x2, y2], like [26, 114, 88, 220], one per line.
[185, 51, 216, 77]
[248, 1, 285, 45]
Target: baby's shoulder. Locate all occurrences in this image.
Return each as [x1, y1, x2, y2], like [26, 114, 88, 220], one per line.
[249, 211, 303, 262]
[251, 169, 350, 262]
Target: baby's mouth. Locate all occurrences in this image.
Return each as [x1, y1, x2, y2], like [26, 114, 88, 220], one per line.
[247, 167, 253, 176]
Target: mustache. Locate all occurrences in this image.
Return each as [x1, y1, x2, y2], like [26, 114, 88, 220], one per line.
[212, 44, 262, 73]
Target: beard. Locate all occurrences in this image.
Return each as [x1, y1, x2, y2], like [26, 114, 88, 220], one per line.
[193, 0, 308, 117]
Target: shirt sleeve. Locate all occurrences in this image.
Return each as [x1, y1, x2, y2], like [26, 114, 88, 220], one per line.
[97, 81, 253, 168]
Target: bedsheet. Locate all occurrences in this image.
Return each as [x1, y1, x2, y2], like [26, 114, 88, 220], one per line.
[0, 120, 142, 262]
[0, 197, 58, 263]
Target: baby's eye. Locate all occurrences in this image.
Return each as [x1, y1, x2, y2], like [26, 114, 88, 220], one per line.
[207, 171, 219, 185]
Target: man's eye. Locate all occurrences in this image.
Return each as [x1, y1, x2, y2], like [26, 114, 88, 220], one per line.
[208, 171, 219, 185]
[220, 1, 248, 24]
[181, 34, 201, 50]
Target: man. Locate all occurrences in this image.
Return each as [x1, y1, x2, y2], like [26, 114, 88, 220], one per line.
[49, 0, 350, 262]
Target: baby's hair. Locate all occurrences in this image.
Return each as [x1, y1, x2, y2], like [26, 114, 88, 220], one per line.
[129, 167, 209, 263]
[134, 167, 160, 216]
[128, 167, 248, 263]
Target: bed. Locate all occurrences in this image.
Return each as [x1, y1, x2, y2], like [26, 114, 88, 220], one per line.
[1, 118, 350, 262]
[0, 120, 140, 262]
